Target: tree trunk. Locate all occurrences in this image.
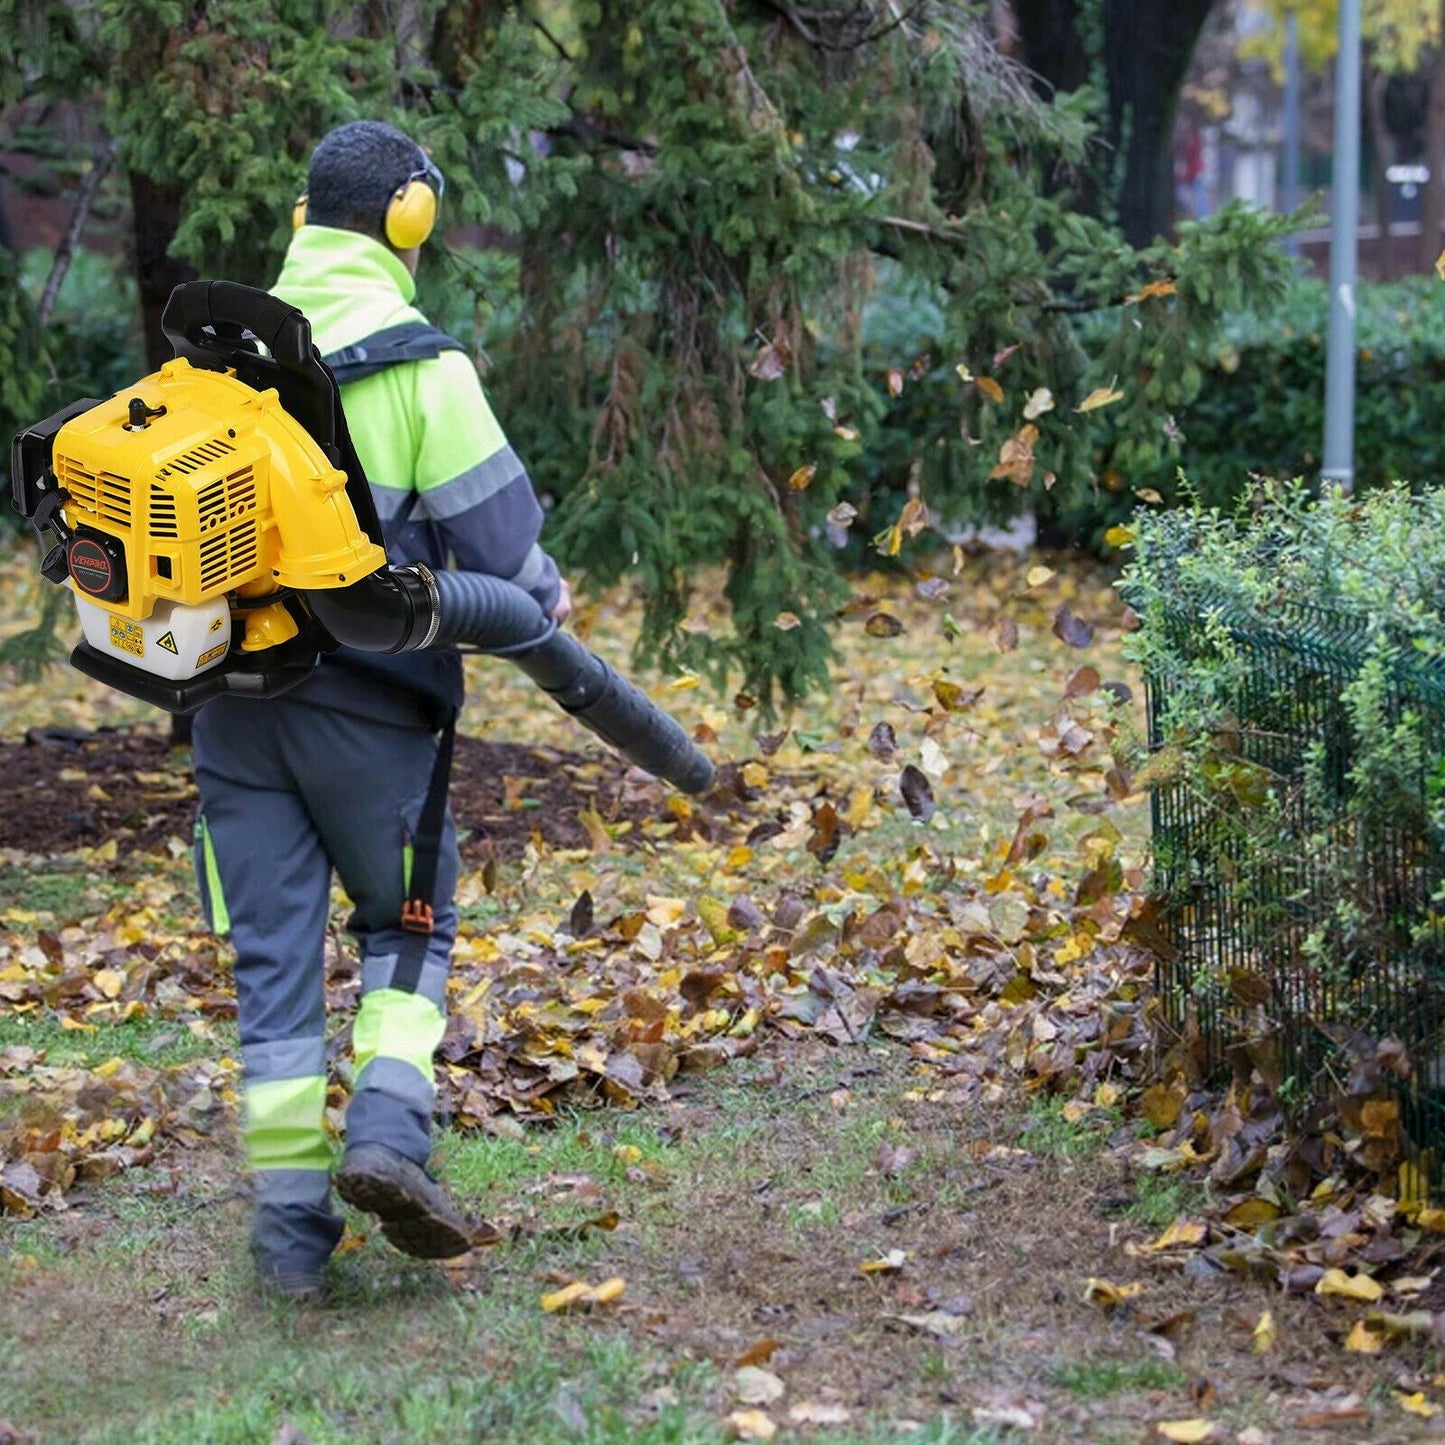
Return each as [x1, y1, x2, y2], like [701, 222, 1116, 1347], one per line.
[127, 170, 197, 745]
[1364, 65, 1397, 273]
[128, 171, 196, 371]
[1420, 3, 1445, 272]
[1012, 0, 1216, 245]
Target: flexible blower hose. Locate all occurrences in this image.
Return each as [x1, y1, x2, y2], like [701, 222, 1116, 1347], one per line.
[305, 566, 715, 796]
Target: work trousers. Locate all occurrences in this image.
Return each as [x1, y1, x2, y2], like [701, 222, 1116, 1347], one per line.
[192, 695, 458, 1262]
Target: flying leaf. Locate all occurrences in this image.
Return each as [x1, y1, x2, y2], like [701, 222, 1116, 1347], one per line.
[992, 617, 1019, 653]
[1076, 385, 1124, 413]
[774, 612, 801, 631]
[990, 422, 1038, 487]
[1022, 387, 1055, 420]
[976, 376, 1004, 404]
[886, 367, 905, 397]
[868, 722, 897, 759]
[865, 612, 905, 638]
[899, 765, 935, 822]
[1052, 605, 1095, 648]
[1126, 278, 1178, 304]
[786, 463, 816, 491]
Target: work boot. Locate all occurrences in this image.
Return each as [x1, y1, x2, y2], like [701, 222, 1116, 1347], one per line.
[335, 1142, 474, 1259]
[250, 1202, 344, 1300]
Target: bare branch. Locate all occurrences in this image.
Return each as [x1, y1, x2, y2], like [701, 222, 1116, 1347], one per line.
[37, 141, 118, 329]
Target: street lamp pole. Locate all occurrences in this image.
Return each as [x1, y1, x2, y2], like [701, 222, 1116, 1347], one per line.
[1323, 0, 1362, 493]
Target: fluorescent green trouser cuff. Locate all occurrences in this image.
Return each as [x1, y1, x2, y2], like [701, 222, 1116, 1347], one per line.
[352, 988, 446, 1079]
[245, 1075, 333, 1173]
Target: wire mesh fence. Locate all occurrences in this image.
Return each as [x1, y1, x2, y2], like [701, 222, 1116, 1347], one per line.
[1143, 593, 1445, 1170]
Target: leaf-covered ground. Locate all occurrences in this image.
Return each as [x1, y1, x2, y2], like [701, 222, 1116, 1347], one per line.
[3, 545, 1445, 1442]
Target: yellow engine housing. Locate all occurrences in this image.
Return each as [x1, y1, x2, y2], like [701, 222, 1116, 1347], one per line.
[52, 355, 388, 623]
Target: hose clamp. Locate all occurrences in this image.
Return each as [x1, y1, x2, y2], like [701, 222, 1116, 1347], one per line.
[407, 562, 442, 651]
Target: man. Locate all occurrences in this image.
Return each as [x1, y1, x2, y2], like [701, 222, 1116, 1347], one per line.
[192, 120, 569, 1296]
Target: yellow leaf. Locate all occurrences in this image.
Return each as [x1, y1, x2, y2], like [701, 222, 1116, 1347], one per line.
[1127, 278, 1178, 304]
[726, 1408, 778, 1441]
[1156, 1422, 1217, 1443]
[541, 1276, 626, 1313]
[1076, 385, 1124, 413]
[1151, 1219, 1207, 1251]
[1022, 387, 1054, 419]
[1416, 1206, 1445, 1233]
[1095, 1081, 1121, 1108]
[92, 968, 124, 1000]
[1104, 524, 1134, 548]
[645, 896, 687, 928]
[1083, 1277, 1144, 1310]
[1025, 565, 1055, 589]
[1436, 249, 1445, 282]
[740, 762, 769, 789]
[1316, 1268, 1384, 1303]
[787, 463, 817, 491]
[1252, 1308, 1277, 1354]
[773, 612, 801, 631]
[1397, 1391, 1442, 1419]
[858, 1249, 908, 1274]
[668, 671, 702, 691]
[59, 1016, 96, 1032]
[954, 362, 974, 382]
[613, 1144, 643, 1165]
[843, 783, 874, 829]
[1134, 487, 1164, 504]
[976, 376, 1004, 404]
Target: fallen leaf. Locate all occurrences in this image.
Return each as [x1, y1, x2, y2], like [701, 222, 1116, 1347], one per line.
[1315, 1269, 1384, 1304]
[1155, 1422, 1218, 1443]
[726, 1408, 777, 1441]
[733, 1367, 785, 1406]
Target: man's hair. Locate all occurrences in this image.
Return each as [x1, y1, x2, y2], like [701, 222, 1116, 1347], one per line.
[305, 120, 427, 237]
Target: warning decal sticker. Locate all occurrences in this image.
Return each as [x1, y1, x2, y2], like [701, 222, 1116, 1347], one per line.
[157, 631, 179, 655]
[196, 642, 228, 669]
[208, 618, 224, 633]
[108, 617, 144, 657]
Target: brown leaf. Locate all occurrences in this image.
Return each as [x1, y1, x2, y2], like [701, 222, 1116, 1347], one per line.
[1052, 604, 1095, 648]
[734, 1338, 783, 1368]
[807, 801, 842, 864]
[567, 890, 595, 938]
[899, 765, 935, 822]
[865, 612, 905, 638]
[992, 617, 1019, 653]
[1063, 666, 1100, 700]
[867, 722, 897, 759]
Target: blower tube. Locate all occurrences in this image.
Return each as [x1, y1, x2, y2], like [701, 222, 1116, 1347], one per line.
[304, 566, 715, 796]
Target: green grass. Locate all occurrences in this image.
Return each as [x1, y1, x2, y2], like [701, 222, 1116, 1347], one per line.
[1122, 1172, 1205, 1229]
[0, 863, 121, 918]
[1046, 1357, 1186, 1398]
[1017, 1096, 1120, 1159]
[0, 1010, 229, 1067]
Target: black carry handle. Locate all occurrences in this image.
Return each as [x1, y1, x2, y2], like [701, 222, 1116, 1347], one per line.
[161, 280, 313, 369]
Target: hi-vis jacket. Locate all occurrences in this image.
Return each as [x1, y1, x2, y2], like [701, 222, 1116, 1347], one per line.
[271, 226, 561, 727]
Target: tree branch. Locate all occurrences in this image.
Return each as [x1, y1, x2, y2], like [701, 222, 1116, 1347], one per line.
[37, 141, 118, 329]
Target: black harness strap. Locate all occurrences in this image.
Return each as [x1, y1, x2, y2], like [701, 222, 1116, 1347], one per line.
[395, 713, 456, 994]
[321, 319, 469, 988]
[321, 322, 467, 386]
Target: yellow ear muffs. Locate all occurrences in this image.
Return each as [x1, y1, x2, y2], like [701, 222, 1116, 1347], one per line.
[292, 194, 308, 231]
[384, 178, 437, 251]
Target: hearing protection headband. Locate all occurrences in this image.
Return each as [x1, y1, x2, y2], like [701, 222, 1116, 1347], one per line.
[292, 148, 445, 250]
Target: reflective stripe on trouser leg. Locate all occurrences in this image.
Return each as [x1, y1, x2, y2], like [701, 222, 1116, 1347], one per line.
[346, 988, 447, 1166]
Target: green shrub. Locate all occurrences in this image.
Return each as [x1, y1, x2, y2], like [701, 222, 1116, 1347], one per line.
[1122, 483, 1445, 1157]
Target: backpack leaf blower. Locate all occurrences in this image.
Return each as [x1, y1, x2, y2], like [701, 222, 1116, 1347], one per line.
[11, 280, 714, 796]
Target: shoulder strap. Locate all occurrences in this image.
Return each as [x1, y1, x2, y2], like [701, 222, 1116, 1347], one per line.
[322, 322, 467, 386]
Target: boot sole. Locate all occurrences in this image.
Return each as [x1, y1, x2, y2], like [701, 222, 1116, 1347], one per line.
[336, 1151, 474, 1259]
